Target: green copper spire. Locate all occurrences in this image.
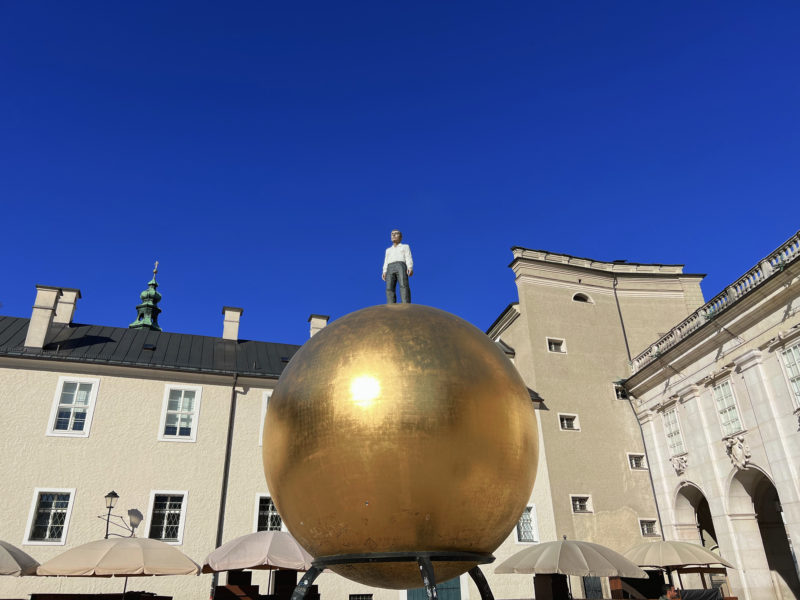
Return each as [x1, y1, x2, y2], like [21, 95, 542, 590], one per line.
[129, 261, 162, 331]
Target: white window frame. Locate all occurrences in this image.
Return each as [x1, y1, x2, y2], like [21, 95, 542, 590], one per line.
[515, 504, 539, 544]
[627, 452, 647, 470]
[157, 385, 202, 443]
[639, 518, 659, 537]
[253, 493, 286, 532]
[46, 376, 100, 438]
[23, 487, 76, 546]
[780, 341, 800, 409]
[712, 380, 744, 437]
[546, 337, 567, 354]
[259, 390, 273, 447]
[145, 490, 188, 545]
[570, 494, 593, 514]
[662, 406, 686, 456]
[558, 412, 580, 431]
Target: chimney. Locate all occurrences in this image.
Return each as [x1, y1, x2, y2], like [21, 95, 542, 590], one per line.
[53, 288, 82, 325]
[25, 285, 62, 348]
[222, 307, 244, 341]
[308, 314, 330, 338]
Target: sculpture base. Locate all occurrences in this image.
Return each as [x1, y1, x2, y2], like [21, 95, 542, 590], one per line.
[291, 551, 496, 600]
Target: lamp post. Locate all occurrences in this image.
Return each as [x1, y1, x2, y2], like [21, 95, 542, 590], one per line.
[104, 491, 119, 539]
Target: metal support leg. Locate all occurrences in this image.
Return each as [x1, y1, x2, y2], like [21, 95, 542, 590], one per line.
[290, 565, 322, 600]
[468, 566, 495, 600]
[417, 556, 439, 600]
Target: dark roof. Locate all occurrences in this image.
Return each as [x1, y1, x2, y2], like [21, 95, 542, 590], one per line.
[0, 316, 300, 378]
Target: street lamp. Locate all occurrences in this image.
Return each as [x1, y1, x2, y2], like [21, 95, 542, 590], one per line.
[100, 492, 142, 538]
[104, 491, 119, 539]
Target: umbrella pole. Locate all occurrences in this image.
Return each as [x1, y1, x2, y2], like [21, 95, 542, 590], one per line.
[677, 570, 684, 590]
[123, 575, 129, 598]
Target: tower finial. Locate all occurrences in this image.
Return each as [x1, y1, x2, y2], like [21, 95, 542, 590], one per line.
[129, 263, 163, 331]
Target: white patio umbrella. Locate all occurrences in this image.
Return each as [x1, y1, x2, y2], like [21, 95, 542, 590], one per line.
[0, 540, 39, 576]
[37, 537, 199, 594]
[623, 540, 734, 569]
[624, 540, 735, 589]
[202, 531, 314, 574]
[495, 538, 648, 578]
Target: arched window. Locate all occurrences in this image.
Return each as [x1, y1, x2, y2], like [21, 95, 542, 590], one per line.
[572, 293, 592, 303]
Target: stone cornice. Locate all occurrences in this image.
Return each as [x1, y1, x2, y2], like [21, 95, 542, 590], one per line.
[732, 349, 764, 372]
[761, 323, 800, 352]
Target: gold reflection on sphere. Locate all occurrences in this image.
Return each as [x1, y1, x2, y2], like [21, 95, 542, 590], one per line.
[263, 304, 538, 589]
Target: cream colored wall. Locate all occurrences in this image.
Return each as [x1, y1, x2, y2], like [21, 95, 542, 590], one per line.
[507, 257, 700, 557]
[0, 359, 240, 600]
[0, 354, 544, 600]
[472, 308, 558, 600]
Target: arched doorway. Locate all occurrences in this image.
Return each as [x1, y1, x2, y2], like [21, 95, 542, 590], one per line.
[674, 483, 726, 591]
[675, 483, 719, 549]
[729, 467, 800, 599]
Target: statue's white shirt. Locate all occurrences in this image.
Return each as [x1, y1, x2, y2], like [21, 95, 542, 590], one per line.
[383, 243, 413, 274]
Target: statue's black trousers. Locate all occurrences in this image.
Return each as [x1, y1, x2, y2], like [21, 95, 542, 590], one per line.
[385, 261, 411, 303]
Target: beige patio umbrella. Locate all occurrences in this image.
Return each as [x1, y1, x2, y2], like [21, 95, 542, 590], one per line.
[202, 531, 314, 574]
[495, 537, 648, 578]
[623, 540, 734, 570]
[0, 540, 39, 576]
[624, 540, 734, 589]
[37, 537, 199, 594]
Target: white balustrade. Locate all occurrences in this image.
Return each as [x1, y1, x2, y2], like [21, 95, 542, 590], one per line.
[630, 231, 800, 374]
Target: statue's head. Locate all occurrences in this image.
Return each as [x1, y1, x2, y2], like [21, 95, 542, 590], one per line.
[391, 229, 402, 243]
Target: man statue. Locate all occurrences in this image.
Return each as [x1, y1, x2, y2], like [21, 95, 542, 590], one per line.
[382, 229, 413, 303]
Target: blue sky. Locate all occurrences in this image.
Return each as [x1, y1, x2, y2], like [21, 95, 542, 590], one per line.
[2, 2, 798, 345]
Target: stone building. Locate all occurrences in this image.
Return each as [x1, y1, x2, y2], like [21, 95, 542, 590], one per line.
[487, 247, 706, 598]
[625, 231, 800, 600]
[0, 271, 541, 600]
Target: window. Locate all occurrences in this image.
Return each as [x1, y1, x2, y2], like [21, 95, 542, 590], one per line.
[582, 576, 603, 599]
[572, 293, 592, 303]
[559, 413, 580, 431]
[24, 488, 75, 545]
[259, 390, 273, 446]
[781, 343, 800, 406]
[663, 407, 685, 456]
[613, 383, 629, 400]
[515, 505, 538, 543]
[713, 381, 743, 437]
[147, 492, 187, 544]
[628, 453, 647, 470]
[639, 519, 659, 537]
[158, 386, 201, 442]
[570, 495, 592, 513]
[256, 495, 283, 532]
[350, 595, 373, 600]
[47, 377, 100, 437]
[547, 338, 566, 353]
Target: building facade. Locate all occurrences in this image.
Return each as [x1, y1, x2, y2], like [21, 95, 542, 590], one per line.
[487, 248, 706, 597]
[626, 231, 800, 600]
[0, 279, 544, 600]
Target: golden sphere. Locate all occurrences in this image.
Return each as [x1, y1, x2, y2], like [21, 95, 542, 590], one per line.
[263, 304, 538, 589]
